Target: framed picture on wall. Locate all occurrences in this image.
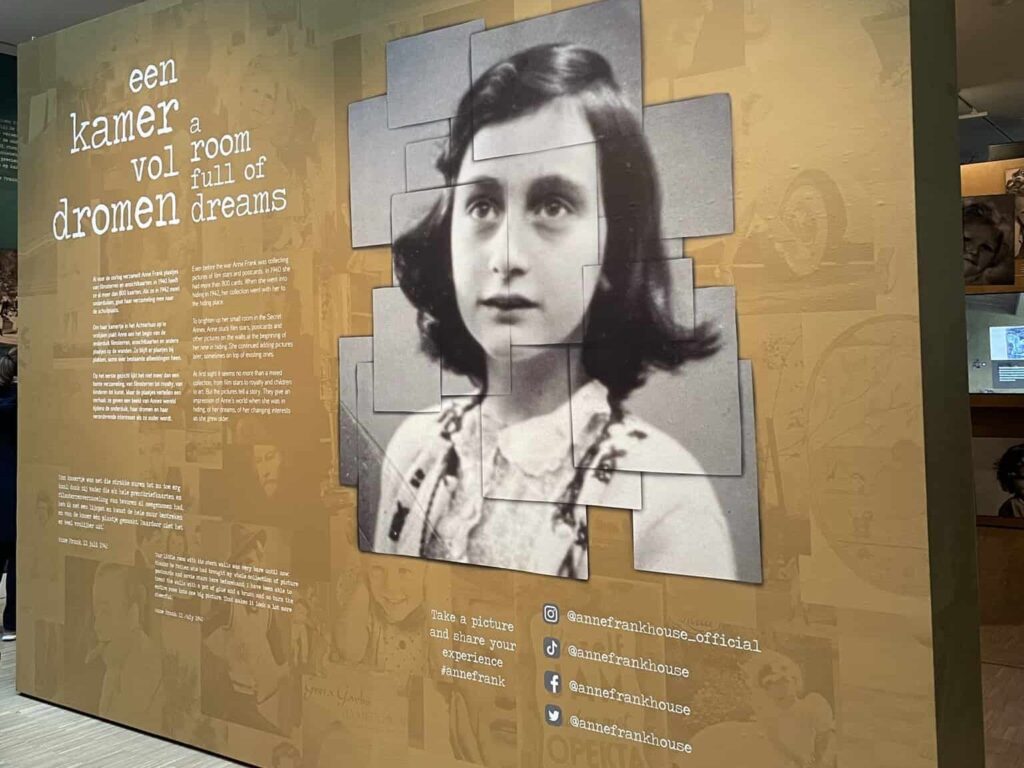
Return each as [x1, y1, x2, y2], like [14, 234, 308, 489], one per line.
[963, 194, 1017, 286]
[973, 436, 1024, 527]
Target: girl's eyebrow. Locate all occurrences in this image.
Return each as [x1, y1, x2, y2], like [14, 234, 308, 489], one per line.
[457, 175, 502, 190]
[527, 174, 588, 202]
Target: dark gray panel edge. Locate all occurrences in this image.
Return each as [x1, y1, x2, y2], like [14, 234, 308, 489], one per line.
[910, 1, 985, 765]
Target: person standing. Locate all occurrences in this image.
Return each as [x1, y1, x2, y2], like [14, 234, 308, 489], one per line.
[0, 347, 17, 641]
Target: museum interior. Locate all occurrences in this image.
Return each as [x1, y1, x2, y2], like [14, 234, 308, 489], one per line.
[0, 0, 1023, 766]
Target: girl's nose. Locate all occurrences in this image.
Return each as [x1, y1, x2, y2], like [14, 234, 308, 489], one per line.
[502, 212, 533, 278]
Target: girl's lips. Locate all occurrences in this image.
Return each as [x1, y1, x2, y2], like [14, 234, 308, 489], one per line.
[479, 295, 539, 310]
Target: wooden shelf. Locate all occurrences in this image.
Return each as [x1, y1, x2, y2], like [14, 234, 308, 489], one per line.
[971, 395, 1024, 436]
[978, 515, 1024, 530]
[971, 394, 1024, 408]
[966, 285, 1024, 295]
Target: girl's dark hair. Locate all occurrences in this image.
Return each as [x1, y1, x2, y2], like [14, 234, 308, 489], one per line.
[393, 43, 717, 403]
[996, 444, 1024, 493]
[964, 201, 1005, 228]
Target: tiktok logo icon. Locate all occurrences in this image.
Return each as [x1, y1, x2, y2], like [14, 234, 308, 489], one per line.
[543, 637, 560, 659]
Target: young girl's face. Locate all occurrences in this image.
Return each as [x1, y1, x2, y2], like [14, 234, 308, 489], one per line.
[368, 560, 424, 623]
[963, 217, 1002, 280]
[450, 98, 607, 360]
[1010, 461, 1024, 496]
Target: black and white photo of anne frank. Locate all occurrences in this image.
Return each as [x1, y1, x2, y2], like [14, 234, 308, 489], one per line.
[346, 37, 760, 582]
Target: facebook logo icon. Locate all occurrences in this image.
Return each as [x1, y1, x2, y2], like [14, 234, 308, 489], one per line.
[544, 671, 561, 695]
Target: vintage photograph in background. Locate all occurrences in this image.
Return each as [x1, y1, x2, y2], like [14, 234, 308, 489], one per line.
[963, 194, 1016, 286]
[973, 436, 1024, 521]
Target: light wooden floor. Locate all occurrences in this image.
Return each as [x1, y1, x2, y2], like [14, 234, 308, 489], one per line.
[2, 574, 1024, 766]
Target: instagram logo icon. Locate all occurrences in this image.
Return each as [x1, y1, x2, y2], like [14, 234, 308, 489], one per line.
[542, 604, 560, 624]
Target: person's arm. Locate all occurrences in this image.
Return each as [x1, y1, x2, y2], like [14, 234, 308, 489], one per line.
[373, 443, 407, 554]
[633, 471, 739, 581]
[807, 693, 837, 767]
[254, 613, 290, 703]
[814, 729, 837, 768]
[449, 689, 485, 764]
[372, 414, 440, 556]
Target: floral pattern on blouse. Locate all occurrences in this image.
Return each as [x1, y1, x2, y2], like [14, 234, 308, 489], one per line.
[372, 380, 702, 579]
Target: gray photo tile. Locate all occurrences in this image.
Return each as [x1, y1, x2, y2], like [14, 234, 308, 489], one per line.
[349, 96, 448, 247]
[582, 258, 693, 339]
[470, 0, 642, 160]
[386, 20, 485, 128]
[372, 287, 442, 412]
[633, 360, 761, 583]
[406, 135, 449, 192]
[575, 285, 741, 475]
[645, 94, 734, 239]
[338, 336, 373, 487]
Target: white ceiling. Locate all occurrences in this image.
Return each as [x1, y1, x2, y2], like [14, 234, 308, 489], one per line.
[956, 0, 1024, 90]
[0, 0, 1017, 80]
[955, 0, 1024, 160]
[0, 0, 1021, 159]
[0, 0, 144, 50]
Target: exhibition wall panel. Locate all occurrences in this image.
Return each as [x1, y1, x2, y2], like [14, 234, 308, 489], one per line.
[16, 1, 980, 766]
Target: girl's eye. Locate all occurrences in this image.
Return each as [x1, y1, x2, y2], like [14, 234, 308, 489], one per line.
[467, 198, 501, 221]
[535, 196, 574, 219]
